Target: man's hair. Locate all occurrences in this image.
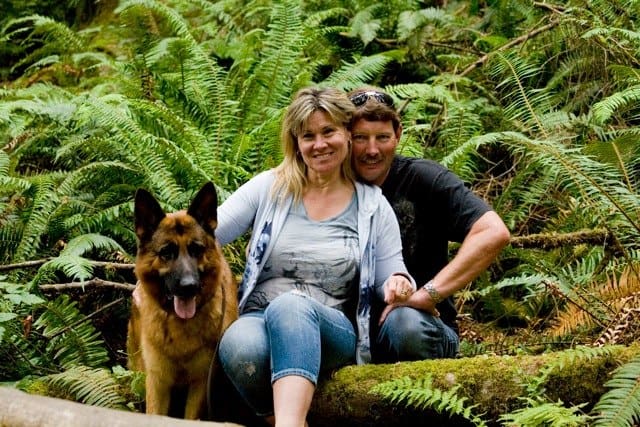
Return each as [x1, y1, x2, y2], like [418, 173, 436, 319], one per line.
[272, 86, 356, 203]
[348, 87, 402, 132]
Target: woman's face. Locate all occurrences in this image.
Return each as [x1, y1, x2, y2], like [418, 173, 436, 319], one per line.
[297, 110, 350, 178]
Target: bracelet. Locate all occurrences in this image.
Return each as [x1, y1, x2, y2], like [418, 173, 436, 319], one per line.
[422, 280, 444, 304]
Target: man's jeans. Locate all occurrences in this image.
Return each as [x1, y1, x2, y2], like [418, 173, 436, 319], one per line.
[374, 304, 459, 362]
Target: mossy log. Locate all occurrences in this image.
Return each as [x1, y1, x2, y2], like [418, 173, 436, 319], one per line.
[2, 345, 638, 427]
[309, 344, 640, 426]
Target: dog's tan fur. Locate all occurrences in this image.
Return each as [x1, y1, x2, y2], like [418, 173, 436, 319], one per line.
[127, 182, 238, 419]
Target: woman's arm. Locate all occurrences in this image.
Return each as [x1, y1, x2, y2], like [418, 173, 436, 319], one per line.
[216, 171, 272, 245]
[373, 197, 416, 300]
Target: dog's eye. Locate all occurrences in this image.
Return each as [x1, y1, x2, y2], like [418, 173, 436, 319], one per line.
[188, 242, 205, 258]
[158, 244, 178, 261]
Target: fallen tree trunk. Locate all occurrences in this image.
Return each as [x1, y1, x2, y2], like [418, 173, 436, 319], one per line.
[3, 345, 638, 427]
[0, 387, 242, 427]
[309, 344, 640, 426]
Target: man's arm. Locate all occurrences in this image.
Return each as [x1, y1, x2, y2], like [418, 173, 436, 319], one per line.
[380, 210, 510, 322]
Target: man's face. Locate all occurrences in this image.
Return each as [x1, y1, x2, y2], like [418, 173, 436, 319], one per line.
[351, 119, 401, 186]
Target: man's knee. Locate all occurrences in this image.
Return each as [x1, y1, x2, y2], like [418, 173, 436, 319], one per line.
[377, 307, 458, 361]
[382, 306, 427, 338]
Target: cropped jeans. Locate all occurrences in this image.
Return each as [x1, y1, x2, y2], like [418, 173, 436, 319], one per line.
[218, 291, 459, 416]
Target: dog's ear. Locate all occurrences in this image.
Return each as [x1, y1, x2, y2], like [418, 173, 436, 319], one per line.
[187, 182, 218, 236]
[134, 188, 166, 243]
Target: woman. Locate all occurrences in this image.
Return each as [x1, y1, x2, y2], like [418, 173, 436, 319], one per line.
[215, 86, 415, 427]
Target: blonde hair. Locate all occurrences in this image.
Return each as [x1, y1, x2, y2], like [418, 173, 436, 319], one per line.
[272, 86, 356, 203]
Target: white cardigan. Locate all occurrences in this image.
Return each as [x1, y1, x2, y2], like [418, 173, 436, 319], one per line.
[216, 170, 414, 364]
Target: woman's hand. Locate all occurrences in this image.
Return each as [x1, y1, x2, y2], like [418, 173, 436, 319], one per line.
[379, 280, 440, 325]
[383, 274, 414, 305]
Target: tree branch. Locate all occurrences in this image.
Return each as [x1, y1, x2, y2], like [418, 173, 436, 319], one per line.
[509, 229, 612, 249]
[459, 19, 561, 77]
[39, 278, 136, 292]
[0, 259, 134, 272]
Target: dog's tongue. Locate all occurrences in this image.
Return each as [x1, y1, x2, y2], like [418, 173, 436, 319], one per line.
[174, 296, 196, 319]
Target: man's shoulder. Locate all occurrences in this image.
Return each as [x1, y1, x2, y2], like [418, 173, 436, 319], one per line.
[390, 155, 447, 180]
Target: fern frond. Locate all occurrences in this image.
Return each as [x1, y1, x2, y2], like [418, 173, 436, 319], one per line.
[527, 346, 620, 396]
[74, 95, 183, 204]
[592, 85, 640, 125]
[244, 0, 307, 114]
[40, 234, 125, 281]
[592, 354, 640, 427]
[489, 132, 640, 239]
[348, 4, 384, 46]
[2, 15, 85, 73]
[324, 52, 396, 90]
[396, 7, 451, 41]
[499, 397, 591, 426]
[371, 375, 488, 426]
[41, 365, 128, 409]
[41, 255, 94, 282]
[117, 0, 237, 175]
[12, 175, 63, 262]
[33, 294, 109, 369]
[490, 52, 553, 137]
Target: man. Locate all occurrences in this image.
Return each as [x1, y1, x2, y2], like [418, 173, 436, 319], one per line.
[348, 88, 511, 362]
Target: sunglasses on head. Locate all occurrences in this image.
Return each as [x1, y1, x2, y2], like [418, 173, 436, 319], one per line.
[349, 91, 395, 108]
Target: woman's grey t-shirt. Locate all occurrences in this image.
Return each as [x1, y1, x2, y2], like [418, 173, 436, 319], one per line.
[244, 194, 359, 314]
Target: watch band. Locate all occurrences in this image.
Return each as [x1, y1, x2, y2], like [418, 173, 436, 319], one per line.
[423, 280, 443, 304]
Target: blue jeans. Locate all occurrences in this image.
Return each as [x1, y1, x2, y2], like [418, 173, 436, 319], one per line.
[218, 292, 356, 416]
[373, 306, 459, 362]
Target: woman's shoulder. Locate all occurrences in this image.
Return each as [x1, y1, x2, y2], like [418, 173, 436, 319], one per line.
[242, 169, 277, 188]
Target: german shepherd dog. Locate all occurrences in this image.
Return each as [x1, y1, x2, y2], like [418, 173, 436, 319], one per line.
[127, 182, 238, 419]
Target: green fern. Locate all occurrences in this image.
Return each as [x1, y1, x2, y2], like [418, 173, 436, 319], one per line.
[2, 15, 85, 75]
[526, 346, 619, 397]
[40, 365, 128, 409]
[489, 51, 553, 137]
[41, 234, 126, 281]
[591, 354, 640, 427]
[324, 52, 397, 90]
[592, 85, 640, 125]
[499, 397, 591, 427]
[371, 375, 488, 426]
[32, 294, 109, 369]
[348, 4, 384, 46]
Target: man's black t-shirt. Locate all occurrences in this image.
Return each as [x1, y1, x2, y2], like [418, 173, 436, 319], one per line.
[380, 155, 491, 332]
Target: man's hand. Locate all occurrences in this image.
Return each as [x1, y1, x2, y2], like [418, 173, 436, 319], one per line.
[379, 287, 440, 325]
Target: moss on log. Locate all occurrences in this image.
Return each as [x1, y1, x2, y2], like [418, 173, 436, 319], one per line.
[2, 345, 638, 426]
[309, 344, 640, 426]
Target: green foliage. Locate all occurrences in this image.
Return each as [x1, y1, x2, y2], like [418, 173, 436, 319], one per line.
[592, 354, 640, 427]
[38, 365, 128, 409]
[1, 0, 640, 423]
[499, 398, 591, 427]
[0, 274, 44, 372]
[372, 347, 621, 426]
[371, 375, 488, 426]
[525, 346, 619, 397]
[32, 294, 109, 370]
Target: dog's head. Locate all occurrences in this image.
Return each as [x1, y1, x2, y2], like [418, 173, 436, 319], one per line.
[134, 182, 219, 319]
